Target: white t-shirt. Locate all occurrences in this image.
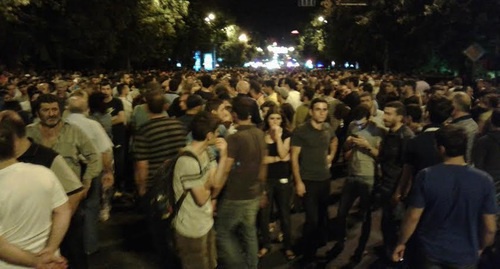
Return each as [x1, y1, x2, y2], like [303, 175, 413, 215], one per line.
[286, 90, 302, 110]
[173, 148, 215, 238]
[0, 162, 68, 269]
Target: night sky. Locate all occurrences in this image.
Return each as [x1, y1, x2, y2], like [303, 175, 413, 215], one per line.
[215, 0, 318, 42]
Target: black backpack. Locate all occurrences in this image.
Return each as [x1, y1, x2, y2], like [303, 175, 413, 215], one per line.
[145, 150, 201, 221]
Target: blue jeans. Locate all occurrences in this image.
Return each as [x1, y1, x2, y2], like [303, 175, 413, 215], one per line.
[216, 198, 260, 269]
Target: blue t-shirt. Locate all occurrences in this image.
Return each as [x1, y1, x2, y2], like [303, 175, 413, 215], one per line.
[408, 164, 498, 265]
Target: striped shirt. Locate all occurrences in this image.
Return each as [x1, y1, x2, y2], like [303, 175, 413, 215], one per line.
[132, 116, 187, 187]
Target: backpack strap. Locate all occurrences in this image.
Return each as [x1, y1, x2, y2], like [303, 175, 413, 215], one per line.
[172, 150, 203, 216]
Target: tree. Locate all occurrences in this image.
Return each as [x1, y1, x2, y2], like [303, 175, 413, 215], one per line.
[0, 0, 189, 69]
[319, 0, 500, 74]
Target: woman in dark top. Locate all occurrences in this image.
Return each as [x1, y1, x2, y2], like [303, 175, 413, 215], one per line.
[258, 108, 295, 260]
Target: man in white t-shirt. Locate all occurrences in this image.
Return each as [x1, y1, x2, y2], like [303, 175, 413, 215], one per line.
[0, 113, 71, 269]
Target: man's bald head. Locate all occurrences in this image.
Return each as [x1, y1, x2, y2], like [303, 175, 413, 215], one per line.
[67, 96, 88, 114]
[236, 80, 250, 94]
[452, 91, 472, 113]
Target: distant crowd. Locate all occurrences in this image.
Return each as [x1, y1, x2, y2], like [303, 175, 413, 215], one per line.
[0, 68, 499, 269]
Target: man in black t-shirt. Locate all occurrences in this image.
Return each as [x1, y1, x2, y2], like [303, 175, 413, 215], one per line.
[100, 79, 127, 192]
[392, 94, 453, 266]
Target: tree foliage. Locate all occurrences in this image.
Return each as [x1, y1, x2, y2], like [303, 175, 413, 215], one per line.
[0, 0, 189, 70]
[311, 0, 500, 73]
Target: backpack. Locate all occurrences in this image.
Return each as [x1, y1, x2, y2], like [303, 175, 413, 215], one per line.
[145, 150, 201, 221]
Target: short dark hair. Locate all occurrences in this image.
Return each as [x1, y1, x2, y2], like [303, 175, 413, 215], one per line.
[426, 95, 453, 124]
[88, 92, 107, 114]
[146, 90, 166, 114]
[284, 77, 297, 91]
[385, 101, 406, 116]
[100, 79, 112, 87]
[116, 83, 128, 95]
[232, 96, 253, 120]
[435, 125, 467, 157]
[346, 76, 359, 87]
[0, 111, 17, 160]
[405, 104, 422, 122]
[249, 80, 262, 94]
[303, 87, 315, 101]
[360, 83, 373, 93]
[403, 79, 416, 89]
[169, 78, 181, 93]
[351, 104, 371, 121]
[263, 80, 275, 88]
[191, 111, 221, 141]
[204, 98, 223, 113]
[34, 94, 63, 113]
[200, 75, 214, 88]
[323, 86, 334, 96]
[310, 97, 328, 110]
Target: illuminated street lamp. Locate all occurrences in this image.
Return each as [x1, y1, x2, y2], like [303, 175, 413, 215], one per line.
[317, 16, 327, 24]
[238, 33, 248, 43]
[205, 13, 215, 24]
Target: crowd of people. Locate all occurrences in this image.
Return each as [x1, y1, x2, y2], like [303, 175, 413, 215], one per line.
[0, 68, 499, 269]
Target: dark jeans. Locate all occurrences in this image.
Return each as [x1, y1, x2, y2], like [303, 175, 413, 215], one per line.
[60, 207, 87, 269]
[141, 198, 180, 268]
[258, 177, 293, 250]
[302, 180, 330, 260]
[380, 189, 404, 253]
[113, 145, 125, 191]
[336, 176, 373, 241]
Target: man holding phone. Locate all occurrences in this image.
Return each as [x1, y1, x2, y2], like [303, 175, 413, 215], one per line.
[328, 104, 385, 264]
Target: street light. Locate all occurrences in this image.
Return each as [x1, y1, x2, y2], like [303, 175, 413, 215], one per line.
[238, 33, 248, 43]
[205, 13, 215, 24]
[317, 16, 327, 24]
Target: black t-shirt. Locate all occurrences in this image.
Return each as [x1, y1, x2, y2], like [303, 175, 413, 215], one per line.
[404, 124, 442, 176]
[178, 114, 195, 132]
[103, 98, 126, 145]
[403, 95, 420, 106]
[194, 90, 215, 101]
[379, 125, 414, 190]
[267, 129, 292, 179]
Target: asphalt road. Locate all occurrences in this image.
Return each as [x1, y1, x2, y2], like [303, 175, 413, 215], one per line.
[88, 177, 500, 269]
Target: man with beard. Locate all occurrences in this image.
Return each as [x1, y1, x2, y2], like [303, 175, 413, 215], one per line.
[100, 79, 127, 194]
[291, 98, 338, 267]
[26, 94, 101, 269]
[377, 101, 414, 260]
